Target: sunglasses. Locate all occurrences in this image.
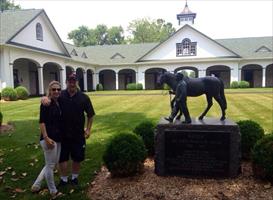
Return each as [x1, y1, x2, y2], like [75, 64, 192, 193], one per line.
[51, 88, 61, 91]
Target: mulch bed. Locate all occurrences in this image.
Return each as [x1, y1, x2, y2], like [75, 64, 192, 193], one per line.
[88, 159, 273, 200]
[0, 123, 14, 134]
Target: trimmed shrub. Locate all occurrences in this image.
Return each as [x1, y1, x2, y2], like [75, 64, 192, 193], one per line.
[252, 133, 273, 181]
[126, 83, 137, 90]
[136, 83, 143, 90]
[230, 81, 239, 89]
[237, 120, 264, 159]
[133, 120, 155, 156]
[96, 84, 103, 91]
[163, 83, 170, 90]
[15, 86, 29, 100]
[103, 133, 147, 177]
[1, 87, 17, 101]
[239, 81, 250, 88]
[0, 111, 3, 126]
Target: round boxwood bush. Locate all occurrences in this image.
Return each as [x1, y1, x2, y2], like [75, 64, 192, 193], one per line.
[0, 111, 3, 126]
[1, 87, 17, 101]
[15, 86, 29, 100]
[136, 83, 143, 90]
[163, 83, 170, 90]
[96, 83, 103, 91]
[252, 133, 273, 181]
[126, 83, 137, 90]
[239, 81, 250, 88]
[103, 133, 147, 177]
[230, 81, 239, 89]
[133, 120, 155, 156]
[237, 120, 264, 159]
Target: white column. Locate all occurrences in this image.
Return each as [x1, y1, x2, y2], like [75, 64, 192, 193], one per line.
[238, 68, 242, 82]
[37, 66, 44, 95]
[262, 67, 266, 87]
[83, 70, 87, 92]
[198, 69, 206, 78]
[59, 67, 66, 90]
[137, 68, 145, 89]
[93, 72, 98, 90]
[9, 63, 14, 88]
[115, 72, 119, 90]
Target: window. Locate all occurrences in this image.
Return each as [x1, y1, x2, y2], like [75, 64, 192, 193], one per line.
[176, 38, 197, 56]
[36, 23, 43, 41]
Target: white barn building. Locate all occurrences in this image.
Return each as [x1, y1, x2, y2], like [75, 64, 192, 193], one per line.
[0, 4, 272, 95]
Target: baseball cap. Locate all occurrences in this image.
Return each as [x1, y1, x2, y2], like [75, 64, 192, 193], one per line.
[67, 73, 77, 81]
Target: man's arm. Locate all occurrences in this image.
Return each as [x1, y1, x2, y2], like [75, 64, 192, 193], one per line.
[84, 95, 95, 139]
[84, 116, 93, 139]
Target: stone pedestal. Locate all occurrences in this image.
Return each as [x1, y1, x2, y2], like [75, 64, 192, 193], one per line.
[154, 117, 241, 178]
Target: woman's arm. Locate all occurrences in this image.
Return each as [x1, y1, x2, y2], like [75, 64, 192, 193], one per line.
[40, 123, 55, 149]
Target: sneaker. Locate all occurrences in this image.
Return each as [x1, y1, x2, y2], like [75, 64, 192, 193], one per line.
[50, 191, 64, 200]
[70, 178, 78, 186]
[31, 185, 40, 193]
[57, 179, 68, 188]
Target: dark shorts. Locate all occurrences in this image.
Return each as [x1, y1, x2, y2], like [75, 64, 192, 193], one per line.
[59, 138, 86, 163]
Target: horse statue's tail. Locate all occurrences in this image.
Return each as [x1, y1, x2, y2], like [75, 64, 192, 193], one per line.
[220, 79, 227, 110]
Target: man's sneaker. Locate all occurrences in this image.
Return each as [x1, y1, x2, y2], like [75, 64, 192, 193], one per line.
[70, 178, 78, 186]
[57, 179, 68, 188]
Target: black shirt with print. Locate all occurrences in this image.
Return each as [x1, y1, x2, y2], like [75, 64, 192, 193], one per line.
[58, 90, 95, 141]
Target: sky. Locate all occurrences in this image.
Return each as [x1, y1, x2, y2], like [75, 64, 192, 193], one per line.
[14, 0, 273, 44]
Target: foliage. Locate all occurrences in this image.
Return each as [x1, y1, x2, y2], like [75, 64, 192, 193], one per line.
[103, 133, 147, 177]
[237, 120, 265, 159]
[15, 86, 29, 100]
[136, 83, 143, 90]
[128, 18, 176, 43]
[133, 120, 155, 156]
[0, 111, 3, 126]
[239, 81, 250, 88]
[231, 81, 239, 88]
[96, 83, 103, 91]
[163, 83, 170, 90]
[68, 25, 125, 46]
[252, 133, 273, 181]
[0, 0, 21, 11]
[1, 87, 17, 101]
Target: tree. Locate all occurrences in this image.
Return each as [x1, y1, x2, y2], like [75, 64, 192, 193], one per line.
[0, 0, 21, 11]
[127, 18, 176, 43]
[68, 26, 92, 47]
[107, 26, 125, 45]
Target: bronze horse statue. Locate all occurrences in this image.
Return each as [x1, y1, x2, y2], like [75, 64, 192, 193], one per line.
[159, 72, 227, 123]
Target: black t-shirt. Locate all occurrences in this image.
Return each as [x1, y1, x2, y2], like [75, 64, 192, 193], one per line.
[58, 90, 95, 141]
[39, 100, 62, 142]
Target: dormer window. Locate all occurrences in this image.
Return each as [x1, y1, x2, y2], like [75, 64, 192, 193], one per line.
[71, 49, 78, 56]
[36, 23, 43, 41]
[82, 52, 88, 58]
[111, 53, 125, 59]
[176, 38, 197, 57]
[255, 46, 272, 53]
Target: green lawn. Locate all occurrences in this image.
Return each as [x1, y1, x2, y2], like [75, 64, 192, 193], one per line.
[0, 89, 272, 199]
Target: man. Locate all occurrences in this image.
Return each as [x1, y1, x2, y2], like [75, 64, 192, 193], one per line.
[42, 73, 95, 186]
[165, 73, 191, 124]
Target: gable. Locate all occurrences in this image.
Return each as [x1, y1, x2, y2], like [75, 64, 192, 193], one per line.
[8, 11, 69, 57]
[71, 49, 78, 56]
[255, 45, 272, 53]
[111, 53, 125, 59]
[140, 25, 239, 61]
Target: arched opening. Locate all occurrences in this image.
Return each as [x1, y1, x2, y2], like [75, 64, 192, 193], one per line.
[76, 68, 84, 91]
[13, 58, 39, 95]
[145, 68, 166, 90]
[66, 66, 74, 79]
[43, 62, 61, 92]
[87, 69, 94, 91]
[99, 69, 116, 90]
[206, 65, 231, 88]
[241, 64, 262, 88]
[118, 69, 136, 90]
[174, 66, 198, 78]
[266, 64, 273, 87]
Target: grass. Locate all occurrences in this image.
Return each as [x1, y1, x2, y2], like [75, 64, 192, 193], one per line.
[0, 89, 272, 199]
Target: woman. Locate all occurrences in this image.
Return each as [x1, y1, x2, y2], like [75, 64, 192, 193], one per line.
[31, 81, 63, 199]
